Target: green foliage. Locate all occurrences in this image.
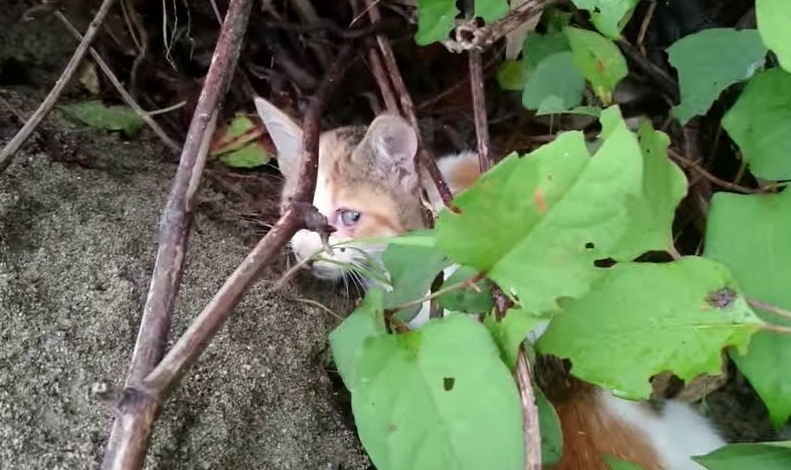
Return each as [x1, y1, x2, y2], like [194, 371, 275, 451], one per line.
[570, 0, 640, 39]
[437, 266, 493, 314]
[522, 52, 586, 114]
[536, 387, 563, 465]
[693, 441, 791, 469]
[537, 258, 762, 399]
[351, 315, 524, 470]
[415, 0, 508, 45]
[667, 28, 767, 124]
[210, 114, 271, 168]
[605, 455, 645, 470]
[704, 190, 791, 428]
[484, 308, 544, 369]
[721, 68, 791, 181]
[381, 243, 449, 310]
[565, 27, 627, 103]
[756, 0, 791, 73]
[61, 100, 144, 136]
[436, 107, 643, 314]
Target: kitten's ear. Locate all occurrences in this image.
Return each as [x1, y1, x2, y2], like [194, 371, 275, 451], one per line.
[363, 114, 419, 189]
[254, 96, 303, 179]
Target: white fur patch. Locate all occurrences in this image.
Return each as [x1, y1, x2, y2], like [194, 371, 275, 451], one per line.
[599, 390, 726, 469]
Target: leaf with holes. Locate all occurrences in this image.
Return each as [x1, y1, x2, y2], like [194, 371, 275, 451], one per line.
[757, 0, 791, 73]
[565, 26, 627, 104]
[436, 106, 643, 315]
[571, 0, 640, 39]
[667, 28, 767, 124]
[722, 68, 791, 181]
[693, 441, 791, 469]
[704, 189, 791, 428]
[609, 119, 688, 260]
[61, 100, 144, 136]
[329, 289, 387, 390]
[537, 257, 763, 399]
[352, 314, 524, 470]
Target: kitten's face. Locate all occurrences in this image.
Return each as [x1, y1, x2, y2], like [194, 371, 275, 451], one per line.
[255, 97, 426, 281]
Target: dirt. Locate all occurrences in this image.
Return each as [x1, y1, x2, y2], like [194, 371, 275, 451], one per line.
[0, 90, 368, 469]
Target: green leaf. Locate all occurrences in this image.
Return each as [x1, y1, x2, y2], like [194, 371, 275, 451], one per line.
[605, 455, 645, 470]
[610, 120, 688, 260]
[329, 289, 387, 390]
[414, 0, 508, 45]
[352, 314, 524, 470]
[571, 0, 640, 39]
[693, 441, 791, 469]
[757, 0, 791, 73]
[436, 106, 642, 314]
[536, 387, 563, 465]
[484, 308, 544, 369]
[382, 243, 449, 318]
[537, 257, 763, 399]
[216, 142, 270, 168]
[475, 0, 508, 24]
[565, 27, 628, 104]
[415, 0, 459, 45]
[438, 266, 493, 314]
[496, 59, 528, 91]
[522, 52, 586, 114]
[523, 31, 571, 71]
[61, 100, 144, 136]
[667, 28, 767, 124]
[721, 68, 791, 180]
[704, 189, 791, 428]
[210, 114, 271, 168]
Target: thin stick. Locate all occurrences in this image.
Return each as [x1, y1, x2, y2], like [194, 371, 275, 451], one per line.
[469, 49, 491, 172]
[443, 0, 549, 53]
[366, 44, 399, 113]
[515, 348, 542, 470]
[54, 11, 181, 152]
[0, 0, 118, 173]
[668, 148, 764, 194]
[618, 38, 679, 101]
[361, 0, 454, 208]
[101, 0, 253, 466]
[748, 299, 791, 322]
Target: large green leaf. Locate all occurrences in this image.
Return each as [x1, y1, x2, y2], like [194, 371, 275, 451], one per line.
[537, 257, 763, 399]
[721, 68, 791, 181]
[565, 26, 628, 104]
[757, 0, 791, 73]
[61, 100, 144, 136]
[436, 106, 642, 314]
[571, 0, 640, 39]
[704, 190, 791, 428]
[484, 308, 544, 369]
[667, 28, 767, 124]
[693, 441, 791, 469]
[522, 52, 586, 114]
[610, 119, 688, 260]
[382, 243, 449, 310]
[329, 290, 387, 390]
[352, 314, 524, 470]
[437, 266, 493, 314]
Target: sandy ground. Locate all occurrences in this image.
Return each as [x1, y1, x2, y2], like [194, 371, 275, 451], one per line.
[0, 92, 369, 469]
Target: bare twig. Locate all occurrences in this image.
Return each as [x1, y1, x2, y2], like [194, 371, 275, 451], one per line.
[748, 299, 791, 322]
[101, 0, 253, 466]
[469, 49, 491, 172]
[360, 0, 455, 208]
[516, 348, 542, 470]
[102, 38, 354, 469]
[0, 0, 118, 173]
[54, 11, 181, 152]
[668, 148, 767, 194]
[618, 38, 679, 101]
[365, 43, 399, 113]
[442, 0, 549, 53]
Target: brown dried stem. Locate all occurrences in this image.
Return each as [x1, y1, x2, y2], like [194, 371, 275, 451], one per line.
[515, 348, 542, 470]
[360, 0, 455, 208]
[0, 0, 118, 173]
[54, 11, 181, 152]
[443, 0, 550, 53]
[101, 38, 354, 469]
[469, 49, 492, 172]
[101, 0, 253, 467]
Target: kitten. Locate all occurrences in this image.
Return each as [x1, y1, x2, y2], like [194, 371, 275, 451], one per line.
[254, 96, 726, 469]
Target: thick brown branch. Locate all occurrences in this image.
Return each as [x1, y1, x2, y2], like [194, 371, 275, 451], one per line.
[101, 0, 253, 467]
[443, 0, 550, 53]
[101, 39, 353, 469]
[0, 0, 118, 173]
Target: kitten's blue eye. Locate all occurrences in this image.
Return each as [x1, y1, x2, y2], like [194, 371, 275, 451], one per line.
[340, 210, 362, 226]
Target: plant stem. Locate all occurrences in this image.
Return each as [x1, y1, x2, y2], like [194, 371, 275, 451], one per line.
[748, 299, 791, 322]
[389, 280, 469, 312]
